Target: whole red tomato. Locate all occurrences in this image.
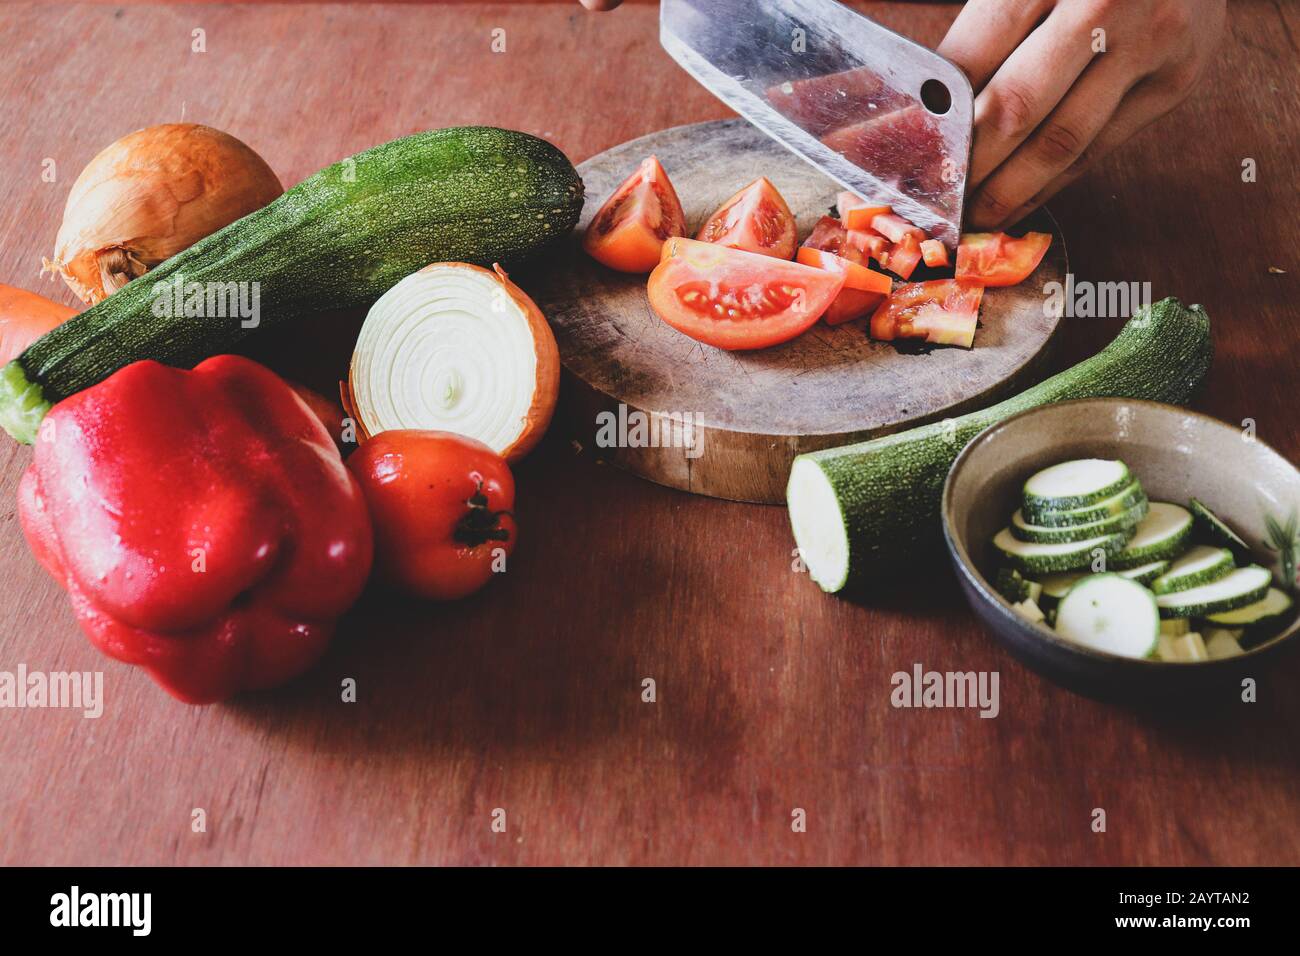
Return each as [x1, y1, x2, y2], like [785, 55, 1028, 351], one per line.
[347, 430, 516, 600]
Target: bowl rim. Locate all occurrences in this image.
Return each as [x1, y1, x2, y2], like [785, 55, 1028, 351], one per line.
[940, 396, 1300, 668]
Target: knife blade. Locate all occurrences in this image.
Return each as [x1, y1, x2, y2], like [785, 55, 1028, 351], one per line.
[660, 0, 973, 250]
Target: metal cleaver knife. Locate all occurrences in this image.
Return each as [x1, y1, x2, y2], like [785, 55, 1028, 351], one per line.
[660, 0, 973, 250]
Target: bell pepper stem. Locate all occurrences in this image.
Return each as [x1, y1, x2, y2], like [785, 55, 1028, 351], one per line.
[0, 360, 52, 445]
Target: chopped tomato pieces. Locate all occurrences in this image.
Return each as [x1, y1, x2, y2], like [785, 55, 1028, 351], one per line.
[870, 279, 984, 349]
[846, 229, 888, 260]
[877, 233, 922, 280]
[796, 247, 892, 294]
[955, 232, 1052, 287]
[803, 216, 852, 256]
[869, 212, 926, 244]
[835, 191, 893, 231]
[919, 238, 950, 268]
[800, 216, 893, 325]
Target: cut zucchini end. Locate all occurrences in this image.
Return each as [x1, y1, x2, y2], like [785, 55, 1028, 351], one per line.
[788, 456, 850, 593]
[0, 359, 51, 445]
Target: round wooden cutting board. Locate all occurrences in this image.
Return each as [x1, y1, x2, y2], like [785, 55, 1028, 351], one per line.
[527, 118, 1067, 504]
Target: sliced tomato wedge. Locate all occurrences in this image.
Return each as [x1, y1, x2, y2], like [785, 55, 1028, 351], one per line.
[835, 191, 892, 231]
[696, 177, 797, 259]
[870, 279, 984, 349]
[583, 156, 686, 273]
[796, 247, 892, 294]
[869, 211, 926, 244]
[648, 238, 844, 350]
[823, 290, 886, 327]
[877, 233, 922, 280]
[955, 232, 1052, 287]
[919, 238, 950, 268]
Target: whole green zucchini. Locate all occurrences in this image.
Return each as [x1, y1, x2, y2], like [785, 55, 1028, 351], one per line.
[787, 298, 1213, 593]
[0, 126, 584, 443]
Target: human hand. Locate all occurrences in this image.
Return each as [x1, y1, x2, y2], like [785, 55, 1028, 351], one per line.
[937, 0, 1226, 228]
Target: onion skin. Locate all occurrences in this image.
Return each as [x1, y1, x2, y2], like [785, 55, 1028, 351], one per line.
[0, 284, 77, 367]
[485, 263, 560, 461]
[47, 124, 282, 305]
[345, 261, 560, 463]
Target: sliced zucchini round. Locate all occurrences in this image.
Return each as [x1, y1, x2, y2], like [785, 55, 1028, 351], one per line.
[1022, 459, 1132, 513]
[1149, 545, 1234, 595]
[1117, 559, 1170, 586]
[992, 527, 1129, 574]
[1109, 502, 1193, 569]
[1189, 497, 1251, 557]
[1010, 500, 1145, 544]
[1206, 586, 1294, 627]
[1022, 481, 1146, 527]
[1154, 565, 1272, 618]
[1054, 573, 1159, 658]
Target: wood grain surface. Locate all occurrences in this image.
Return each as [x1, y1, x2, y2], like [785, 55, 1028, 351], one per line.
[529, 118, 1066, 502]
[0, 1, 1297, 867]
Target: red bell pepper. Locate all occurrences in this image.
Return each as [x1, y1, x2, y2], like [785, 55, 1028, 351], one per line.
[18, 356, 373, 704]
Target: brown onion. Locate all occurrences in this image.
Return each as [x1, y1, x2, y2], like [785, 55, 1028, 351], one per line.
[46, 124, 282, 304]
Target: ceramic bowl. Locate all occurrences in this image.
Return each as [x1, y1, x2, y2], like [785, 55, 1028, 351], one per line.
[942, 398, 1300, 700]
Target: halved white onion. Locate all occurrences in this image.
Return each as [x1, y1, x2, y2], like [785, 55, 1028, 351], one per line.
[345, 263, 559, 462]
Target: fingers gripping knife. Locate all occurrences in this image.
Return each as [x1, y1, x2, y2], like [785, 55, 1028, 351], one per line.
[660, 0, 974, 250]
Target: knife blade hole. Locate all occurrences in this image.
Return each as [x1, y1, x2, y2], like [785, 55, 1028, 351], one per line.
[921, 79, 951, 115]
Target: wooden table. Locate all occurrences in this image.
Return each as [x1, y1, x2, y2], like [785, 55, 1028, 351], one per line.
[1, 1, 1297, 866]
